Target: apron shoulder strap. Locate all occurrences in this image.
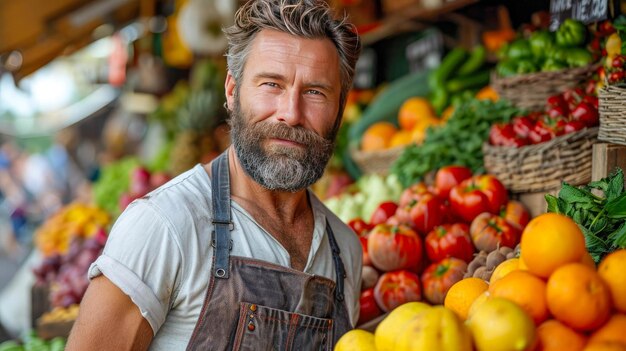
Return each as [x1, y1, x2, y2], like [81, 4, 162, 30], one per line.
[325, 220, 346, 302]
[211, 152, 233, 279]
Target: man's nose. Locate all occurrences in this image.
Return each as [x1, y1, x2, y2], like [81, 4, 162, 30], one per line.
[276, 89, 303, 126]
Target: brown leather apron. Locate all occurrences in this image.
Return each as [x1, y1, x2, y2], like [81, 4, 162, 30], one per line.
[185, 153, 352, 350]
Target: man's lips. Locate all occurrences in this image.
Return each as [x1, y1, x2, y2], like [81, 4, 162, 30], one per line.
[268, 137, 305, 147]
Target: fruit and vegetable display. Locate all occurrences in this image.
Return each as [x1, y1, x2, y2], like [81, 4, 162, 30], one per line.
[391, 98, 522, 187]
[324, 174, 403, 223]
[350, 166, 531, 325]
[33, 203, 110, 258]
[33, 228, 108, 308]
[337, 209, 626, 351]
[495, 19, 594, 77]
[93, 159, 172, 217]
[489, 84, 599, 147]
[0, 331, 65, 351]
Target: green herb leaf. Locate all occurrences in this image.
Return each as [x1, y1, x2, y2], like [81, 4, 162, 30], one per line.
[558, 183, 597, 207]
[607, 168, 625, 202]
[608, 221, 626, 248]
[545, 194, 560, 214]
[606, 194, 626, 219]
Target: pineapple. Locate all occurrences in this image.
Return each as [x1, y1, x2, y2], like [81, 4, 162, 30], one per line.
[169, 88, 220, 175]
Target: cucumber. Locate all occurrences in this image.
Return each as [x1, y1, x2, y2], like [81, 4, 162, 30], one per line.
[429, 48, 468, 88]
[344, 70, 431, 179]
[444, 70, 491, 94]
[457, 46, 487, 76]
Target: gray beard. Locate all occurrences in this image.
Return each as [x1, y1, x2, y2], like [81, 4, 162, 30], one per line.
[228, 97, 337, 192]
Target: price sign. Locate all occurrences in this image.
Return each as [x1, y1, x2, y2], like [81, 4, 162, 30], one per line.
[405, 30, 443, 73]
[550, 0, 608, 31]
[354, 48, 377, 89]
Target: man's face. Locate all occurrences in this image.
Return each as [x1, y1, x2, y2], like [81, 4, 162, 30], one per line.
[226, 29, 343, 192]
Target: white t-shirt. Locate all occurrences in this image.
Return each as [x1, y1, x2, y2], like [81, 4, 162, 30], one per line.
[88, 164, 362, 350]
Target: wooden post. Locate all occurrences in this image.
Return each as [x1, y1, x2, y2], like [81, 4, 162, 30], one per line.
[592, 143, 626, 182]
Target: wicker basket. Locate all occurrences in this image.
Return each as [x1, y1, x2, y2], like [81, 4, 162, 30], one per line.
[599, 85, 626, 145]
[483, 127, 599, 193]
[491, 63, 600, 111]
[351, 146, 405, 175]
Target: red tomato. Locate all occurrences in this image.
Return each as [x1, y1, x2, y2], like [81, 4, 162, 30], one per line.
[358, 288, 383, 325]
[398, 182, 431, 207]
[367, 224, 423, 272]
[424, 223, 475, 263]
[373, 270, 422, 312]
[348, 218, 372, 237]
[400, 194, 446, 236]
[470, 212, 521, 252]
[360, 235, 372, 267]
[370, 201, 399, 226]
[420, 257, 468, 305]
[434, 166, 473, 200]
[449, 175, 508, 222]
[502, 200, 530, 230]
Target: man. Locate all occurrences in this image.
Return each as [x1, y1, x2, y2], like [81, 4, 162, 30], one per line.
[66, 0, 362, 349]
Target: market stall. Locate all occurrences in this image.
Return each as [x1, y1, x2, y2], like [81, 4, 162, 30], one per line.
[1, 0, 625, 350]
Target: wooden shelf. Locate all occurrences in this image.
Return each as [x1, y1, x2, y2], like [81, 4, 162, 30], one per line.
[361, 0, 479, 45]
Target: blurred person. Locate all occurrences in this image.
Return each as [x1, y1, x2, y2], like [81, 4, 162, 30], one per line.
[67, 0, 363, 350]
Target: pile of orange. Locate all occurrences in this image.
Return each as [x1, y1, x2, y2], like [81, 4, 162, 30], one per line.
[485, 213, 626, 351]
[444, 213, 626, 351]
[360, 97, 446, 151]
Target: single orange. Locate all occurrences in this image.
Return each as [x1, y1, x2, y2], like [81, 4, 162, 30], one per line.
[589, 314, 626, 346]
[361, 122, 398, 151]
[389, 130, 414, 148]
[547, 263, 612, 332]
[535, 319, 587, 351]
[489, 270, 549, 325]
[520, 213, 587, 278]
[398, 97, 435, 131]
[490, 258, 520, 285]
[444, 277, 489, 320]
[410, 127, 426, 144]
[598, 249, 626, 313]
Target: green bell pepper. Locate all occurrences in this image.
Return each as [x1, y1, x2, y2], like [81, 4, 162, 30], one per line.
[507, 39, 533, 60]
[516, 60, 538, 74]
[555, 19, 587, 47]
[565, 47, 594, 67]
[529, 30, 554, 59]
[546, 46, 569, 62]
[496, 60, 519, 77]
[542, 58, 568, 72]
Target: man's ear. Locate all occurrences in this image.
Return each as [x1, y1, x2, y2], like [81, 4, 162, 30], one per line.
[225, 71, 236, 111]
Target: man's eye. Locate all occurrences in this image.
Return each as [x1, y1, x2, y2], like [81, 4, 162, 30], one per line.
[263, 82, 278, 88]
[306, 90, 323, 95]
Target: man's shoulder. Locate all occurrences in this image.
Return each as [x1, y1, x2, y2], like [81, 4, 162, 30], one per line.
[144, 165, 211, 214]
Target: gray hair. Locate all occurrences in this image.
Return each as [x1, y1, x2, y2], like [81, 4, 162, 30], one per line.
[223, 0, 361, 116]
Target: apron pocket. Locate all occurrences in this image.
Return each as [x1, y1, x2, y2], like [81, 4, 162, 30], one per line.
[233, 302, 333, 351]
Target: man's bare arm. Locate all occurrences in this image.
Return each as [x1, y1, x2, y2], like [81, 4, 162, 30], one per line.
[66, 275, 153, 351]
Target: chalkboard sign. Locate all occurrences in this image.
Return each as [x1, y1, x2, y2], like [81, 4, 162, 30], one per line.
[405, 30, 443, 73]
[354, 48, 377, 89]
[550, 0, 608, 31]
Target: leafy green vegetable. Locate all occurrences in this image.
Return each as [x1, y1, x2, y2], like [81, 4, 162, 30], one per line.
[92, 157, 140, 216]
[390, 98, 523, 187]
[545, 168, 626, 262]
